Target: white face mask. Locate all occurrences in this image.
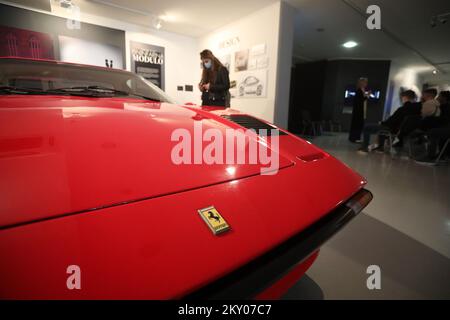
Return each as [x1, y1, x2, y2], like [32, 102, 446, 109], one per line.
[203, 60, 212, 69]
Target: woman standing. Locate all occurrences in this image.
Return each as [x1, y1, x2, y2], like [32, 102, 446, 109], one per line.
[349, 77, 370, 143]
[199, 49, 230, 107]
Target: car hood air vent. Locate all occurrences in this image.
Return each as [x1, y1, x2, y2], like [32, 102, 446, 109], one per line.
[221, 115, 287, 136]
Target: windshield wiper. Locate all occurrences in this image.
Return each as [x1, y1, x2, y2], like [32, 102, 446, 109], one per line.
[0, 86, 47, 95]
[0, 85, 162, 102]
[48, 86, 162, 102]
[48, 86, 129, 96]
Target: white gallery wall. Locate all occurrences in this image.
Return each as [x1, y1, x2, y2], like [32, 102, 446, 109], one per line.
[274, 1, 295, 128]
[64, 8, 201, 105]
[199, 1, 294, 128]
[58, 35, 124, 69]
[384, 63, 424, 117]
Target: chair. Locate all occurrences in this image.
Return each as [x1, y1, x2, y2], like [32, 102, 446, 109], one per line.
[436, 138, 450, 163]
[300, 109, 323, 136]
[379, 116, 419, 157]
[378, 129, 394, 152]
[328, 120, 343, 133]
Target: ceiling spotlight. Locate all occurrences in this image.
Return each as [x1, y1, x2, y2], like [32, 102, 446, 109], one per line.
[343, 41, 358, 49]
[153, 18, 162, 30]
[59, 0, 73, 9]
[432, 70, 438, 75]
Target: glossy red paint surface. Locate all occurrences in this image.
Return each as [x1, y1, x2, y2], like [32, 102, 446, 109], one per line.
[0, 59, 367, 299]
[0, 96, 293, 228]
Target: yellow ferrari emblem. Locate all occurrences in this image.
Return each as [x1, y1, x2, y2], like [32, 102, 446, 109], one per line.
[198, 206, 231, 235]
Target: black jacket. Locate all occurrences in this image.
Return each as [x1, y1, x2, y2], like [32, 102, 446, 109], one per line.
[440, 103, 450, 123]
[201, 67, 230, 107]
[349, 88, 367, 141]
[382, 101, 421, 133]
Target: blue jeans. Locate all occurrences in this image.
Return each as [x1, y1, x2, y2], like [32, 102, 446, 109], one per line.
[362, 124, 389, 148]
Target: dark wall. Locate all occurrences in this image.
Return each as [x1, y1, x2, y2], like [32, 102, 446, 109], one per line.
[323, 60, 391, 131]
[289, 59, 391, 132]
[0, 3, 126, 66]
[288, 60, 327, 133]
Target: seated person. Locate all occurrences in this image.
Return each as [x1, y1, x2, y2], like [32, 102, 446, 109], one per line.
[395, 88, 441, 147]
[358, 90, 420, 153]
[435, 91, 450, 124]
[419, 90, 449, 131]
[421, 89, 441, 117]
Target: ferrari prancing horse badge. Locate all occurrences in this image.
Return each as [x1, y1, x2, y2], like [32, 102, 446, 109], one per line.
[198, 206, 231, 235]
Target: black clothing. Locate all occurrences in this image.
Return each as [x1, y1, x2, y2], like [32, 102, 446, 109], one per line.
[398, 102, 450, 139]
[396, 115, 422, 143]
[349, 88, 367, 142]
[421, 116, 448, 131]
[381, 102, 421, 133]
[439, 103, 450, 123]
[201, 67, 230, 107]
[397, 104, 449, 144]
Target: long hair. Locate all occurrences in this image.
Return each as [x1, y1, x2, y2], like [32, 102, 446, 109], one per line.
[200, 49, 224, 85]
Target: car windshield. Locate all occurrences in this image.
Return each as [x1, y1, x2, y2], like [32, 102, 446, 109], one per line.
[0, 59, 175, 103]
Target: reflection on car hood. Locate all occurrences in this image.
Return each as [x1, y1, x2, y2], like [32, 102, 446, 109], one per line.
[0, 95, 292, 228]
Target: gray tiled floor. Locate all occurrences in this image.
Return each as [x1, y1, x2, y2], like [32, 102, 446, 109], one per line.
[283, 133, 450, 300]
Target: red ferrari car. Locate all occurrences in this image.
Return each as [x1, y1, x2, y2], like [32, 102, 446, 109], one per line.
[0, 57, 372, 299]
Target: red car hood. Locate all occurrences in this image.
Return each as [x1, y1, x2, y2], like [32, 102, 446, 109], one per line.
[0, 96, 293, 228]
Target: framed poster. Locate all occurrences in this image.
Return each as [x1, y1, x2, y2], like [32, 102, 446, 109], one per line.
[0, 25, 54, 59]
[1, 4, 127, 67]
[235, 70, 268, 99]
[130, 41, 165, 90]
[234, 49, 249, 72]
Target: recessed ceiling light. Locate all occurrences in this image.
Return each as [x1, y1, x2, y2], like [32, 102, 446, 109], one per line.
[343, 41, 358, 48]
[59, 0, 73, 9]
[153, 18, 162, 30]
[432, 69, 438, 75]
